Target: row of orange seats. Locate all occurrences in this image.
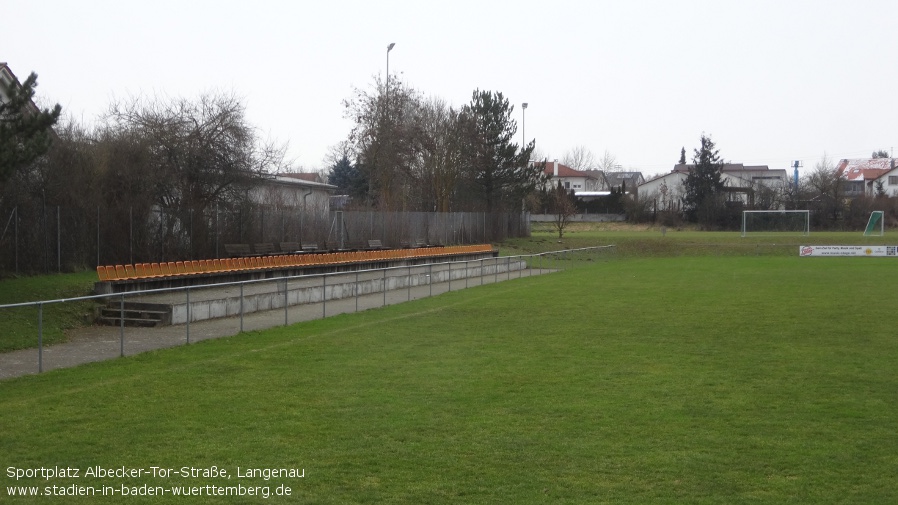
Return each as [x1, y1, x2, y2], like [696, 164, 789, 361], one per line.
[96, 245, 495, 282]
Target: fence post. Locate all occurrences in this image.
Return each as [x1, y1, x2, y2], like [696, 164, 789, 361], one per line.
[448, 261, 452, 291]
[355, 270, 359, 313]
[119, 293, 125, 357]
[239, 284, 244, 333]
[56, 206, 60, 274]
[322, 275, 326, 320]
[14, 206, 18, 275]
[186, 288, 190, 344]
[38, 303, 43, 373]
[407, 265, 411, 301]
[285, 277, 289, 326]
[465, 260, 469, 289]
[429, 263, 433, 297]
[382, 268, 386, 307]
[96, 206, 100, 268]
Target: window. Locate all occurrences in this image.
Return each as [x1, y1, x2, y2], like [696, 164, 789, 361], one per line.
[889, 176, 898, 185]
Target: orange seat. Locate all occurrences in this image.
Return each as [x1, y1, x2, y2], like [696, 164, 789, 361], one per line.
[124, 264, 137, 279]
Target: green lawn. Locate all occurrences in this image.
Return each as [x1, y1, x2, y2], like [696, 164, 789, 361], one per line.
[0, 271, 97, 352]
[2, 253, 897, 503]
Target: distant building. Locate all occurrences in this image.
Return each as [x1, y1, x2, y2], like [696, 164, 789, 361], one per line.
[639, 163, 788, 210]
[836, 158, 896, 197]
[876, 164, 898, 197]
[249, 174, 337, 215]
[541, 160, 603, 192]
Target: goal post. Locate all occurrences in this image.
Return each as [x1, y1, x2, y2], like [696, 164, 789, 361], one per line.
[863, 211, 884, 237]
[741, 210, 810, 237]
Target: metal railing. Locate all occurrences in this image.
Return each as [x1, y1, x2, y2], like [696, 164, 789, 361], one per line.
[0, 246, 615, 378]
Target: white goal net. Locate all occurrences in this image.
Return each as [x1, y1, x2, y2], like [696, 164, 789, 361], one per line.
[741, 210, 810, 237]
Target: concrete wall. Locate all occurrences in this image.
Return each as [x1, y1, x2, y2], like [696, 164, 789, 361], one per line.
[169, 258, 528, 324]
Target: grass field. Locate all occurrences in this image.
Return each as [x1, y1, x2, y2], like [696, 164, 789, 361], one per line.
[2, 239, 897, 503]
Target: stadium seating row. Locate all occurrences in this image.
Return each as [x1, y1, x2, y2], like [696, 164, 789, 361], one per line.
[96, 245, 495, 282]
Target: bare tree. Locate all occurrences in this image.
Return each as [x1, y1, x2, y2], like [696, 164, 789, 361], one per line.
[549, 181, 577, 238]
[105, 92, 286, 211]
[417, 97, 465, 212]
[343, 76, 424, 210]
[598, 150, 619, 173]
[806, 153, 844, 222]
[561, 145, 597, 171]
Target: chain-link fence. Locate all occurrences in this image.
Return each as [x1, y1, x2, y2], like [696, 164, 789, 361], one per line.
[0, 205, 531, 274]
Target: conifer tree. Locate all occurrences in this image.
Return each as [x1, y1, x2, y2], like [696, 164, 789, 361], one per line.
[0, 72, 61, 183]
[682, 134, 725, 226]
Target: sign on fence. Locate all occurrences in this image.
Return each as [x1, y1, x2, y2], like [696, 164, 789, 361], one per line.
[799, 245, 898, 257]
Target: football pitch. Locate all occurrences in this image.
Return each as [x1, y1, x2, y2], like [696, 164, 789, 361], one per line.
[2, 248, 898, 503]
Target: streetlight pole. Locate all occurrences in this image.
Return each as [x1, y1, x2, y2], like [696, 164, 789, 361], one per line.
[386, 42, 395, 94]
[521, 102, 528, 147]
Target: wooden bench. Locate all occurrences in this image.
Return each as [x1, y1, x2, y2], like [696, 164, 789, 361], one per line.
[367, 239, 385, 250]
[224, 243, 252, 257]
[253, 243, 276, 255]
[279, 242, 300, 253]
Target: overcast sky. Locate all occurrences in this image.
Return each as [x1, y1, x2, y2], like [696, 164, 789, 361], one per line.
[5, 0, 897, 178]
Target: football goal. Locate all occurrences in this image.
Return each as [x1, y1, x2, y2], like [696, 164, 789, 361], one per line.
[741, 210, 810, 237]
[863, 211, 884, 237]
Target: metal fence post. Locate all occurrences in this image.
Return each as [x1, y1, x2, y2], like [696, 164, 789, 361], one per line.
[448, 261, 452, 291]
[186, 288, 190, 344]
[38, 303, 43, 373]
[429, 263, 433, 297]
[382, 268, 387, 307]
[322, 275, 326, 320]
[120, 293, 125, 356]
[239, 284, 244, 333]
[285, 277, 290, 326]
[407, 265, 411, 301]
[355, 270, 359, 313]
[465, 260, 469, 289]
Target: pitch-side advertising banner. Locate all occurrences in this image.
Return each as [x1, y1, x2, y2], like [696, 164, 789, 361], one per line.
[799, 245, 898, 257]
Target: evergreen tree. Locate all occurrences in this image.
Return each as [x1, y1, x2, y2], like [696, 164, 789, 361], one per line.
[682, 134, 725, 227]
[0, 72, 61, 183]
[461, 89, 538, 213]
[327, 155, 367, 198]
[678, 146, 686, 165]
[872, 149, 889, 159]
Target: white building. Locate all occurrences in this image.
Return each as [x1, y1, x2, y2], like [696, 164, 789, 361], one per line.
[249, 174, 337, 214]
[639, 164, 788, 210]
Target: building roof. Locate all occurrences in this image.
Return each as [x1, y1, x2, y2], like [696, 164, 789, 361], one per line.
[836, 158, 895, 182]
[262, 174, 336, 191]
[279, 172, 325, 183]
[542, 162, 593, 178]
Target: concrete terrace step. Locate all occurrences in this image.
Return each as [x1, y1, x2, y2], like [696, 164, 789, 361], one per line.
[98, 302, 172, 327]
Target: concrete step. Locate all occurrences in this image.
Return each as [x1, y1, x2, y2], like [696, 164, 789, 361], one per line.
[98, 302, 171, 327]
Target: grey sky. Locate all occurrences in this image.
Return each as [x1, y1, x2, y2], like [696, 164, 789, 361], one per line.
[5, 0, 896, 178]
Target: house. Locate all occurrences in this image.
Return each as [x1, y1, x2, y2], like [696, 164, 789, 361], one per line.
[876, 165, 898, 197]
[249, 174, 337, 214]
[638, 163, 788, 210]
[605, 171, 645, 194]
[542, 161, 603, 192]
[836, 158, 896, 197]
[0, 62, 15, 102]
